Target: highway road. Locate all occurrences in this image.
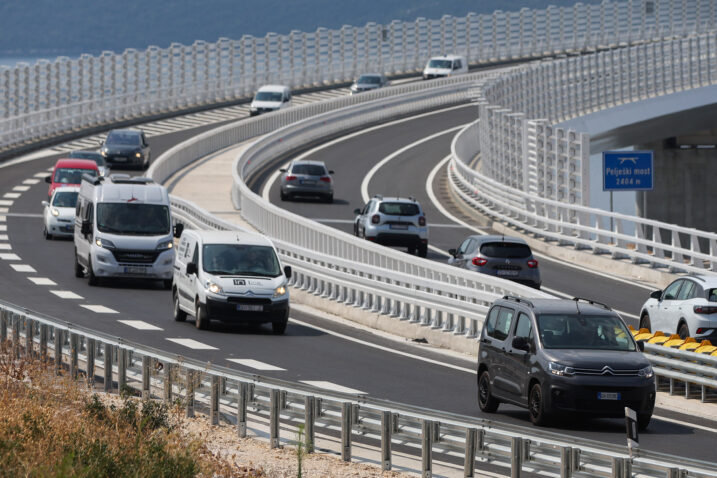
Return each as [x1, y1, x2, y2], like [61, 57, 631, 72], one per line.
[1, 97, 716, 463]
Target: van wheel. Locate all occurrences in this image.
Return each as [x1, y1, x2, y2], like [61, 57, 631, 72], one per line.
[639, 313, 651, 332]
[195, 303, 209, 330]
[272, 319, 288, 335]
[87, 260, 98, 286]
[418, 244, 428, 258]
[173, 289, 187, 322]
[477, 371, 499, 413]
[74, 251, 84, 278]
[407, 246, 416, 255]
[529, 383, 550, 426]
[280, 190, 287, 201]
[637, 413, 652, 431]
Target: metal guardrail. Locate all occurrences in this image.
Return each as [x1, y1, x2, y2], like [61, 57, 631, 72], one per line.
[3, 301, 717, 477]
[2, 0, 716, 153]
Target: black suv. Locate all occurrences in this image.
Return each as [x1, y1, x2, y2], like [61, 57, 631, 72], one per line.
[477, 296, 655, 429]
[100, 129, 151, 169]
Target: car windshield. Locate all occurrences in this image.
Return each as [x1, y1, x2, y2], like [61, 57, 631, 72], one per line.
[255, 91, 283, 102]
[378, 202, 420, 216]
[52, 191, 78, 208]
[202, 244, 281, 277]
[54, 168, 97, 184]
[105, 132, 140, 145]
[69, 151, 106, 166]
[428, 59, 452, 69]
[537, 314, 635, 351]
[291, 164, 326, 176]
[96, 203, 170, 235]
[358, 75, 381, 84]
[480, 242, 532, 259]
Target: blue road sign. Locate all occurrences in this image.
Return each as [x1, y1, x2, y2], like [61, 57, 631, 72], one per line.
[602, 150, 653, 191]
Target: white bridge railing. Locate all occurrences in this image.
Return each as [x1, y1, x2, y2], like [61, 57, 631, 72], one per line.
[2, 0, 716, 155]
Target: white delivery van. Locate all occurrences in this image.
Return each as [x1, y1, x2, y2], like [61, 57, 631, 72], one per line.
[422, 54, 468, 79]
[172, 230, 292, 333]
[74, 174, 179, 288]
[249, 84, 292, 116]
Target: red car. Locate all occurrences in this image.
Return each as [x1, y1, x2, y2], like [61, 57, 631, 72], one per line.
[45, 158, 99, 198]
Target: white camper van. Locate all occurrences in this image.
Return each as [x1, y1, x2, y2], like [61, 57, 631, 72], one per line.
[74, 174, 179, 287]
[422, 54, 468, 79]
[249, 85, 292, 116]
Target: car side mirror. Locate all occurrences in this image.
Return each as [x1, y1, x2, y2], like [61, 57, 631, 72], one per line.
[353, 208, 361, 215]
[186, 262, 197, 275]
[637, 340, 645, 352]
[173, 222, 184, 238]
[329, 170, 335, 174]
[650, 290, 662, 300]
[279, 168, 287, 173]
[41, 201, 49, 207]
[81, 221, 91, 235]
[512, 336, 531, 352]
[45, 176, 52, 184]
[448, 248, 457, 257]
[284, 265, 292, 279]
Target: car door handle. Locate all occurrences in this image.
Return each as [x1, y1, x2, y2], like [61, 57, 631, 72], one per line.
[480, 338, 490, 344]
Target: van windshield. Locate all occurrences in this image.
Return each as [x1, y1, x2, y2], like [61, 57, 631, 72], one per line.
[537, 314, 634, 351]
[428, 59, 452, 69]
[96, 203, 170, 235]
[255, 92, 283, 102]
[202, 244, 281, 277]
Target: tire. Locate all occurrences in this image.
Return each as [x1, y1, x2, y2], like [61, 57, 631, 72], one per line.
[74, 251, 84, 278]
[272, 319, 288, 335]
[43, 226, 52, 240]
[162, 279, 173, 290]
[173, 289, 187, 322]
[639, 313, 651, 332]
[87, 259, 98, 286]
[637, 413, 652, 431]
[280, 190, 288, 201]
[195, 302, 209, 330]
[529, 383, 549, 426]
[418, 244, 428, 258]
[677, 322, 690, 340]
[407, 246, 416, 255]
[477, 371, 499, 413]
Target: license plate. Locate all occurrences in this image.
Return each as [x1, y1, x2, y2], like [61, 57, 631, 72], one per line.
[113, 157, 126, 162]
[62, 226, 73, 232]
[124, 266, 147, 274]
[496, 270, 518, 276]
[597, 392, 621, 400]
[237, 304, 263, 312]
[389, 224, 408, 230]
[300, 180, 315, 185]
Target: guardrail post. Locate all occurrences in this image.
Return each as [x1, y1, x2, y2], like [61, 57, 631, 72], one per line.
[163, 363, 173, 401]
[511, 437, 523, 478]
[560, 446, 573, 478]
[381, 410, 392, 471]
[666, 468, 680, 478]
[40, 323, 48, 362]
[464, 428, 477, 477]
[103, 343, 112, 393]
[54, 329, 62, 375]
[186, 369, 195, 418]
[142, 355, 151, 399]
[86, 338, 95, 387]
[0, 309, 7, 343]
[237, 382, 248, 438]
[210, 375, 220, 425]
[270, 389, 280, 449]
[118, 348, 127, 392]
[304, 396, 315, 453]
[24, 318, 33, 358]
[611, 457, 629, 478]
[70, 333, 78, 380]
[422, 419, 433, 478]
[12, 313, 19, 358]
[341, 402, 352, 461]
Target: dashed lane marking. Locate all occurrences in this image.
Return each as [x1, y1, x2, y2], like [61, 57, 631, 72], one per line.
[0, 209, 7, 213]
[12, 186, 30, 192]
[300, 381, 365, 395]
[0, 253, 20, 260]
[118, 320, 163, 331]
[0, 200, 13, 206]
[0, 213, 42, 218]
[0, 226, 6, 232]
[28, 277, 57, 285]
[34, 172, 49, 178]
[22, 179, 40, 185]
[3, 193, 20, 199]
[80, 305, 118, 314]
[0, 235, 7, 241]
[10, 264, 36, 272]
[50, 290, 84, 299]
[0, 243, 12, 249]
[226, 359, 286, 371]
[166, 338, 218, 350]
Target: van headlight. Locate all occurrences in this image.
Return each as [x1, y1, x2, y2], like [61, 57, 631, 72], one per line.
[95, 238, 116, 250]
[205, 280, 224, 295]
[548, 362, 574, 376]
[273, 285, 287, 298]
[156, 240, 173, 251]
[638, 365, 654, 379]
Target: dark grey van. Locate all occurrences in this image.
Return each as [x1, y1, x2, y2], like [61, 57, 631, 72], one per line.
[477, 296, 655, 429]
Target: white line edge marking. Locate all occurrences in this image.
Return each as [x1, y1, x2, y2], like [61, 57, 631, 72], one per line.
[227, 358, 286, 371]
[289, 317, 475, 374]
[651, 414, 717, 434]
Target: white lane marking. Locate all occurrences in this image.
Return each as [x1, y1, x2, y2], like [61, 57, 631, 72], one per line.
[0, 225, 6, 232]
[289, 317, 475, 374]
[0, 242, 11, 249]
[425, 155, 656, 293]
[23, 178, 40, 185]
[227, 358, 286, 371]
[262, 104, 474, 201]
[50, 290, 84, 299]
[0, 253, 20, 260]
[80, 305, 118, 314]
[28, 277, 57, 285]
[35, 172, 49, 178]
[0, 234, 7, 241]
[3, 193, 21, 199]
[652, 414, 717, 434]
[166, 338, 218, 350]
[0, 200, 13, 206]
[118, 320, 164, 331]
[11, 264, 36, 273]
[310, 218, 466, 228]
[13, 186, 30, 192]
[300, 380, 366, 395]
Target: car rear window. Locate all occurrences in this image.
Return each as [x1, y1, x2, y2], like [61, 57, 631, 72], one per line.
[378, 202, 419, 216]
[480, 242, 532, 259]
[291, 164, 326, 176]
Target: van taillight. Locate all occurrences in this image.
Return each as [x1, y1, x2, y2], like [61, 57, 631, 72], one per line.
[371, 214, 380, 224]
[418, 216, 426, 226]
[472, 257, 487, 267]
[527, 259, 539, 268]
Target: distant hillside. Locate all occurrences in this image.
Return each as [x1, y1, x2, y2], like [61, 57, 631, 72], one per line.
[0, 0, 602, 56]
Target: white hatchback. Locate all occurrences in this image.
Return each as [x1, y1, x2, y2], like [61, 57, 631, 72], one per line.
[639, 274, 717, 341]
[42, 186, 80, 239]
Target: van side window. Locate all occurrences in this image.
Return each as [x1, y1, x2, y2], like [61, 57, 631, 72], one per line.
[85, 203, 93, 225]
[487, 307, 515, 341]
[76, 199, 82, 216]
[177, 238, 187, 258]
[453, 59, 462, 70]
[514, 313, 533, 342]
[191, 244, 198, 264]
[485, 306, 500, 337]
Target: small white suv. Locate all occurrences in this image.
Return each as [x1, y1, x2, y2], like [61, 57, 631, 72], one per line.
[353, 195, 428, 257]
[173, 230, 292, 333]
[422, 54, 468, 79]
[639, 274, 717, 341]
[249, 85, 292, 116]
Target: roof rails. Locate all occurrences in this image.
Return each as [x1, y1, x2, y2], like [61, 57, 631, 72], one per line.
[686, 274, 706, 282]
[572, 297, 612, 310]
[109, 174, 154, 185]
[502, 295, 534, 308]
[81, 173, 104, 186]
[373, 194, 383, 200]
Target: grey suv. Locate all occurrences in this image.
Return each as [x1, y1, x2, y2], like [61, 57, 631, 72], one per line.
[353, 195, 428, 257]
[449, 235, 540, 289]
[279, 160, 334, 202]
[477, 296, 655, 429]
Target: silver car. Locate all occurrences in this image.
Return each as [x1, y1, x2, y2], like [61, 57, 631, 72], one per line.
[279, 160, 334, 202]
[349, 73, 390, 94]
[448, 235, 541, 289]
[353, 195, 428, 257]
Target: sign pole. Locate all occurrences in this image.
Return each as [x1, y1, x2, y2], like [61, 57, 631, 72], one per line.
[609, 191, 614, 235]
